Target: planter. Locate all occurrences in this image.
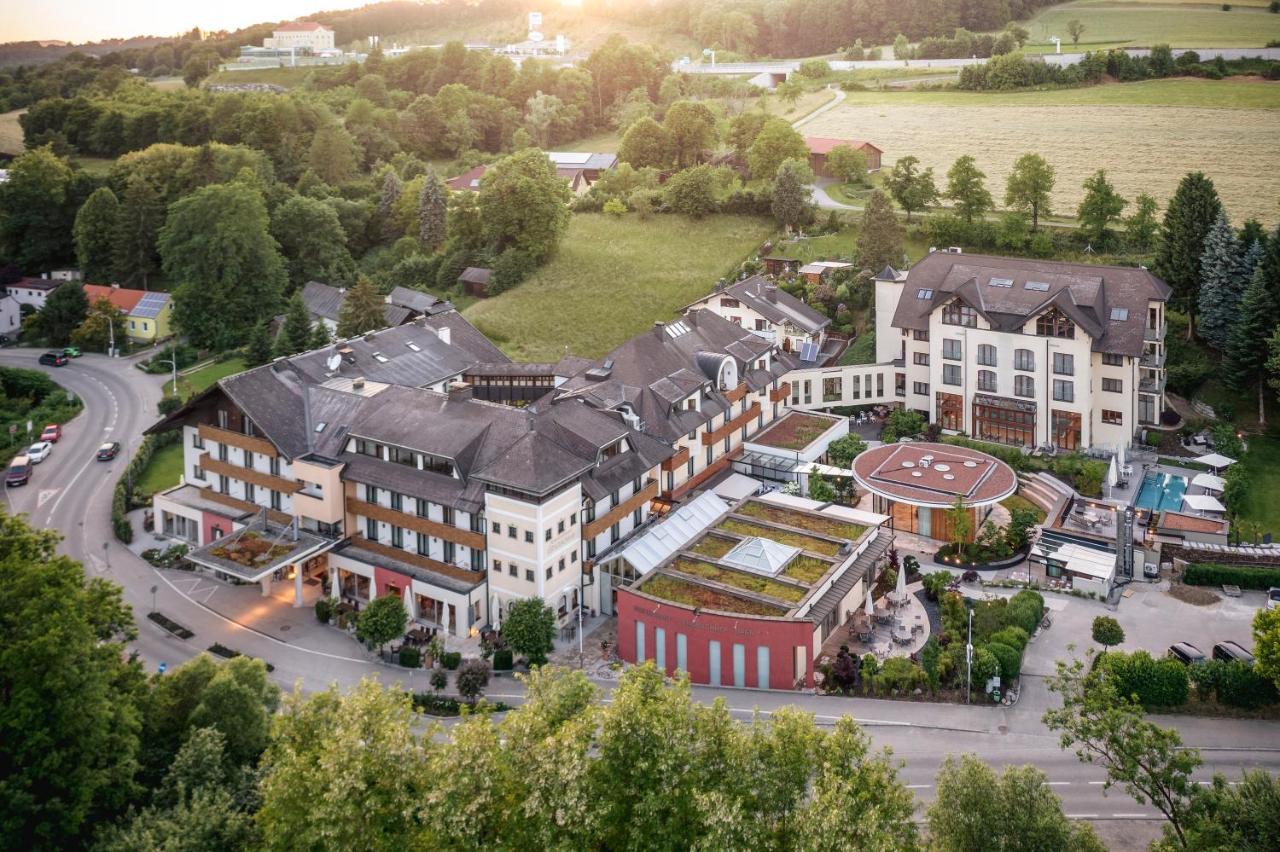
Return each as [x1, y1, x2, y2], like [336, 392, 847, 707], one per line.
[931, 546, 1029, 572]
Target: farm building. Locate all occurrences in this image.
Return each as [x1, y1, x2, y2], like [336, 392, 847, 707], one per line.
[805, 137, 883, 176]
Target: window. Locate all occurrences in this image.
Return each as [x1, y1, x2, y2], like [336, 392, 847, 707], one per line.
[916, 288, 933, 299]
[558, 519, 565, 533]
[942, 364, 961, 386]
[1053, 352, 1074, 376]
[192, 431, 204, 449]
[977, 370, 997, 392]
[1014, 375, 1035, 398]
[571, 550, 578, 563]
[1102, 378, 1123, 393]
[269, 456, 280, 476]
[270, 490, 282, 511]
[987, 277, 1013, 288]
[491, 521, 500, 534]
[720, 297, 739, 308]
[243, 450, 254, 471]
[558, 558, 565, 573]
[391, 526, 403, 548]
[545, 566, 553, 580]
[943, 339, 962, 361]
[1102, 353, 1124, 366]
[913, 330, 930, 341]
[913, 352, 929, 366]
[192, 464, 203, 481]
[1025, 280, 1050, 292]
[757, 646, 770, 689]
[245, 483, 255, 503]
[506, 562, 516, 576]
[913, 381, 930, 396]
[508, 525, 517, 539]
[1035, 309, 1075, 338]
[1053, 379, 1074, 402]
[1014, 349, 1035, 372]
[525, 568, 534, 582]
[443, 541, 455, 563]
[217, 443, 228, 461]
[365, 517, 377, 541]
[525, 530, 535, 543]
[976, 344, 996, 367]
[390, 492, 403, 511]
[1109, 307, 1129, 321]
[1102, 409, 1123, 425]
[942, 302, 977, 327]
[365, 484, 379, 503]
[420, 534, 431, 557]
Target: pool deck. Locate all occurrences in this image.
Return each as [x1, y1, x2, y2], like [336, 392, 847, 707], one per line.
[1107, 459, 1217, 517]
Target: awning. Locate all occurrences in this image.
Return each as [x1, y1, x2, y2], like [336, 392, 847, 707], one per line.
[1194, 453, 1236, 469]
[185, 516, 336, 582]
[1190, 472, 1226, 492]
[713, 472, 763, 501]
[1183, 494, 1226, 514]
[1056, 543, 1117, 583]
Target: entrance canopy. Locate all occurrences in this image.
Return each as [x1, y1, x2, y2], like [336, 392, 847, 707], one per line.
[186, 517, 334, 582]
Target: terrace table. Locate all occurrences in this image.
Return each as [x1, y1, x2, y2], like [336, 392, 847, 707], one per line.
[892, 625, 913, 645]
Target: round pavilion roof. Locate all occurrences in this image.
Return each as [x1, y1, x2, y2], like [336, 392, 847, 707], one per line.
[851, 442, 1017, 509]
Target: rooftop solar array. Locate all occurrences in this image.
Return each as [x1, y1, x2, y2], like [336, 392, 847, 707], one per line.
[132, 292, 169, 319]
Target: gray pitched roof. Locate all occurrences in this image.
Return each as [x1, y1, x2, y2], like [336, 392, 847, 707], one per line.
[458, 267, 492, 285]
[417, 311, 511, 364]
[890, 252, 1171, 357]
[387, 286, 445, 314]
[290, 322, 473, 389]
[301, 280, 412, 327]
[685, 275, 830, 335]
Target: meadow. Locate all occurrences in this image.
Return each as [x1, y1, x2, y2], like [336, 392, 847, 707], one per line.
[802, 79, 1280, 226]
[0, 108, 23, 156]
[1018, 0, 1280, 51]
[463, 213, 775, 361]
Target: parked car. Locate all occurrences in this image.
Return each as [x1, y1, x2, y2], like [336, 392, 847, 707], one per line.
[96, 441, 121, 461]
[1167, 643, 1207, 665]
[38, 351, 68, 367]
[26, 441, 51, 463]
[40, 423, 61, 443]
[1269, 588, 1280, 611]
[6, 454, 32, 486]
[1212, 641, 1255, 665]
[63, 345, 81, 358]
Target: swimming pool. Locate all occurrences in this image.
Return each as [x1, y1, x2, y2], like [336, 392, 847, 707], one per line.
[1133, 471, 1189, 512]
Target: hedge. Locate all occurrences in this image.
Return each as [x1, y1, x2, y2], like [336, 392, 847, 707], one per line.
[987, 641, 1022, 682]
[492, 648, 513, 671]
[112, 430, 181, 544]
[989, 626, 1029, 653]
[1189, 660, 1279, 709]
[1184, 563, 1280, 591]
[1099, 651, 1190, 708]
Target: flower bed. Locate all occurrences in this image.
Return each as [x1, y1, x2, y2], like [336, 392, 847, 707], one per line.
[735, 501, 865, 542]
[148, 611, 194, 639]
[783, 554, 834, 584]
[207, 643, 275, 672]
[671, 557, 805, 603]
[718, 518, 841, 557]
[642, 574, 789, 616]
[688, 535, 737, 559]
[209, 532, 294, 568]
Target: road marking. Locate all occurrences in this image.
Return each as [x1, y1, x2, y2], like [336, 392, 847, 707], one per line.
[1066, 814, 1098, 819]
[1088, 781, 1106, 786]
[905, 784, 932, 789]
[1047, 781, 1071, 786]
[1111, 813, 1154, 819]
[46, 375, 117, 520]
[37, 488, 59, 507]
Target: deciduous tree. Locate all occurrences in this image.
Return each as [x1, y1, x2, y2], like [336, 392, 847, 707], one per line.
[477, 148, 571, 263]
[1067, 19, 1086, 46]
[618, 116, 674, 169]
[883, 155, 938, 222]
[856, 189, 905, 273]
[1091, 616, 1125, 650]
[308, 123, 360, 186]
[502, 598, 557, 666]
[456, 659, 491, 702]
[0, 144, 78, 272]
[945, 154, 993, 223]
[826, 433, 868, 468]
[1005, 153, 1055, 231]
[826, 144, 869, 185]
[664, 163, 719, 218]
[663, 100, 717, 169]
[747, 117, 808, 181]
[270, 195, 356, 291]
[1126, 192, 1160, 251]
[355, 594, 408, 652]
[30, 280, 87, 345]
[73, 186, 120, 282]
[1155, 172, 1222, 336]
[1252, 602, 1280, 692]
[70, 296, 127, 353]
[1077, 169, 1127, 245]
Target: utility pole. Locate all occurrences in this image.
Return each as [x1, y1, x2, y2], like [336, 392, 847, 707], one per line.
[107, 316, 115, 358]
[965, 607, 974, 704]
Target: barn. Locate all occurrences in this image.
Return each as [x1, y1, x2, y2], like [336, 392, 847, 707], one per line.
[805, 137, 883, 178]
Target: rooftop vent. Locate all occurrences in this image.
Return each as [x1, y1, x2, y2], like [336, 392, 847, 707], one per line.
[919, 455, 934, 468]
[447, 381, 473, 402]
[351, 377, 365, 390]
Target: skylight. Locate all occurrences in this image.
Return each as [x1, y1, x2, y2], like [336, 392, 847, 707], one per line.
[1110, 308, 1129, 321]
[405, 342, 421, 352]
[916, 288, 933, 299]
[665, 320, 691, 338]
[314, 422, 327, 432]
[1025, 281, 1050, 292]
[372, 352, 389, 363]
[988, 277, 1013, 288]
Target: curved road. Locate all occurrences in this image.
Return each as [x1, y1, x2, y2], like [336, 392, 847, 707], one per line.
[3, 350, 1277, 831]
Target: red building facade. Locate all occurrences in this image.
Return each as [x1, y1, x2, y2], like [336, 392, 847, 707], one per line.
[615, 587, 816, 690]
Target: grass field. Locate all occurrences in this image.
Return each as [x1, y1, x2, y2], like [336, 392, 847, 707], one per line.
[464, 214, 775, 361]
[1019, 0, 1280, 51]
[801, 80, 1280, 226]
[1235, 433, 1280, 534]
[203, 67, 315, 89]
[0, 108, 24, 156]
[176, 357, 247, 400]
[134, 441, 184, 498]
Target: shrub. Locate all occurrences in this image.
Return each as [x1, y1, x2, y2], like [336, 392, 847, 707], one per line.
[1091, 615, 1125, 648]
[398, 646, 421, 668]
[603, 197, 627, 217]
[456, 658, 491, 701]
[157, 395, 183, 416]
[1100, 650, 1189, 707]
[1184, 563, 1280, 591]
[989, 625, 1029, 652]
[492, 648, 513, 670]
[488, 247, 537, 295]
[441, 651, 462, 670]
[922, 571, 952, 601]
[314, 598, 334, 623]
[877, 657, 925, 692]
[797, 59, 831, 78]
[1189, 660, 1278, 708]
[985, 641, 1022, 683]
[412, 692, 462, 715]
[920, 636, 942, 693]
[971, 647, 999, 687]
[1005, 590, 1044, 635]
[429, 666, 448, 692]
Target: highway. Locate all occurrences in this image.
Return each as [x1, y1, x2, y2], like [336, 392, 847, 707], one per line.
[3, 349, 1277, 839]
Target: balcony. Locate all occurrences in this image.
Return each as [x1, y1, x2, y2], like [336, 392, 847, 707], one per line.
[200, 453, 302, 494]
[769, 382, 791, 403]
[661, 445, 690, 472]
[1139, 374, 1166, 395]
[701, 401, 761, 446]
[583, 478, 659, 540]
[199, 487, 292, 526]
[1144, 325, 1164, 342]
[344, 484, 485, 551]
[1140, 350, 1166, 369]
[724, 382, 749, 404]
[198, 423, 277, 457]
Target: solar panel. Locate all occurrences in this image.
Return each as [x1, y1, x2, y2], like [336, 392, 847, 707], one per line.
[799, 340, 819, 361]
[1024, 281, 1050, 292]
[131, 292, 169, 319]
[987, 277, 1013, 288]
[665, 320, 690, 338]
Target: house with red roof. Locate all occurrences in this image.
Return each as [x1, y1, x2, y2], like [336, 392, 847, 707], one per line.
[264, 21, 335, 53]
[82, 284, 173, 343]
[804, 137, 883, 177]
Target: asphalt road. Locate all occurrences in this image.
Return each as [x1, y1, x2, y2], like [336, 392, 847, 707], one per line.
[4, 349, 1278, 835]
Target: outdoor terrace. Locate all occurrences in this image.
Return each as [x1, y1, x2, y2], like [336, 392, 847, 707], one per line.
[751, 411, 842, 452]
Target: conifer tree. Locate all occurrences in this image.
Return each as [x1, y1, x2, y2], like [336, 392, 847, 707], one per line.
[336, 278, 386, 339]
[244, 321, 274, 367]
[276, 293, 314, 357]
[73, 187, 120, 283]
[856, 190, 905, 273]
[1197, 212, 1246, 352]
[1155, 172, 1221, 337]
[418, 169, 447, 251]
[1223, 268, 1275, 425]
[310, 321, 332, 350]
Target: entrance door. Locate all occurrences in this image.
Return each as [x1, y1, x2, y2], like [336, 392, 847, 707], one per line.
[598, 570, 613, 616]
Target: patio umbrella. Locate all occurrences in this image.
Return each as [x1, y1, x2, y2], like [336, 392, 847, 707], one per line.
[445, 604, 454, 637]
[894, 561, 907, 603]
[865, 586, 875, 618]
[1117, 442, 1126, 470]
[1194, 452, 1236, 471]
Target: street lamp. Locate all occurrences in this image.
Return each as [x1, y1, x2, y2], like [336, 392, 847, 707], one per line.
[156, 355, 179, 398]
[150, 584, 157, 614]
[965, 606, 974, 704]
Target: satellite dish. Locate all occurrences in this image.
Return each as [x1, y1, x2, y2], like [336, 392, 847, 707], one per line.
[326, 354, 342, 372]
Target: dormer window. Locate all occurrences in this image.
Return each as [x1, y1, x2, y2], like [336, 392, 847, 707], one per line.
[1035, 308, 1075, 339]
[942, 302, 977, 327]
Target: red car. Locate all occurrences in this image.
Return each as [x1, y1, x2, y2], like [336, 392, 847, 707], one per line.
[40, 424, 61, 443]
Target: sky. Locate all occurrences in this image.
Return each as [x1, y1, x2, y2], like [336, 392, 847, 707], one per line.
[0, 0, 340, 44]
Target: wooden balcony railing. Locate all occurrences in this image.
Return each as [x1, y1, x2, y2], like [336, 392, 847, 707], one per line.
[197, 423, 277, 457]
[199, 487, 292, 526]
[701, 402, 761, 446]
[724, 381, 749, 404]
[583, 478, 659, 540]
[770, 382, 791, 403]
[661, 445, 690, 472]
[200, 454, 302, 493]
[349, 535, 485, 588]
[344, 484, 486, 551]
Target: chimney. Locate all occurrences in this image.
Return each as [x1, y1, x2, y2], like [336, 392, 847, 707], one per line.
[352, 376, 365, 391]
[764, 284, 778, 303]
[437, 326, 451, 346]
[653, 321, 665, 339]
[448, 381, 473, 402]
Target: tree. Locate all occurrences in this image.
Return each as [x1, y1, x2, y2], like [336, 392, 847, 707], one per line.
[1177, 769, 1280, 852]
[775, 79, 802, 108]
[417, 169, 447, 251]
[880, 407, 925, 442]
[772, 158, 815, 232]
[1126, 193, 1160, 251]
[945, 155, 993, 223]
[0, 513, 143, 848]
[826, 144, 869, 185]
[826, 433, 868, 468]
[113, 173, 164, 290]
[524, 90, 568, 148]
[270, 195, 356, 291]
[663, 100, 717, 169]
[1155, 172, 1222, 335]
[456, 659, 491, 702]
[244, 321, 274, 367]
[161, 182, 287, 350]
[1198, 212, 1251, 351]
[502, 598, 556, 666]
[73, 186, 120, 282]
[664, 164, 718, 218]
[883, 155, 938, 222]
[356, 594, 408, 651]
[894, 33, 912, 60]
[728, 112, 770, 158]
[1067, 19, 1086, 46]
[477, 148, 571, 264]
[308, 124, 360, 186]
[1253, 600, 1280, 692]
[29, 280, 87, 345]
[946, 496, 973, 559]
[1091, 616, 1125, 650]
[856, 190, 905, 272]
[808, 472, 837, 502]
[747, 117, 809, 181]
[337, 277, 388, 338]
[0, 145, 77, 272]
[928, 755, 1105, 852]
[1005, 153, 1055, 231]
[70, 296, 127, 353]
[1223, 268, 1274, 425]
[1077, 169, 1127, 245]
[1004, 505, 1039, 552]
[310, 321, 332, 349]
[618, 116, 673, 169]
[1044, 653, 1202, 847]
[276, 294, 314, 357]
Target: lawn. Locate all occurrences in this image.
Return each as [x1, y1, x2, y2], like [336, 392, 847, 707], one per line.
[134, 441, 184, 498]
[202, 67, 315, 89]
[768, 222, 933, 264]
[1234, 433, 1280, 535]
[174, 357, 247, 400]
[0, 108, 24, 156]
[1001, 493, 1047, 525]
[463, 213, 776, 361]
[1018, 0, 1280, 50]
[801, 80, 1280, 225]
